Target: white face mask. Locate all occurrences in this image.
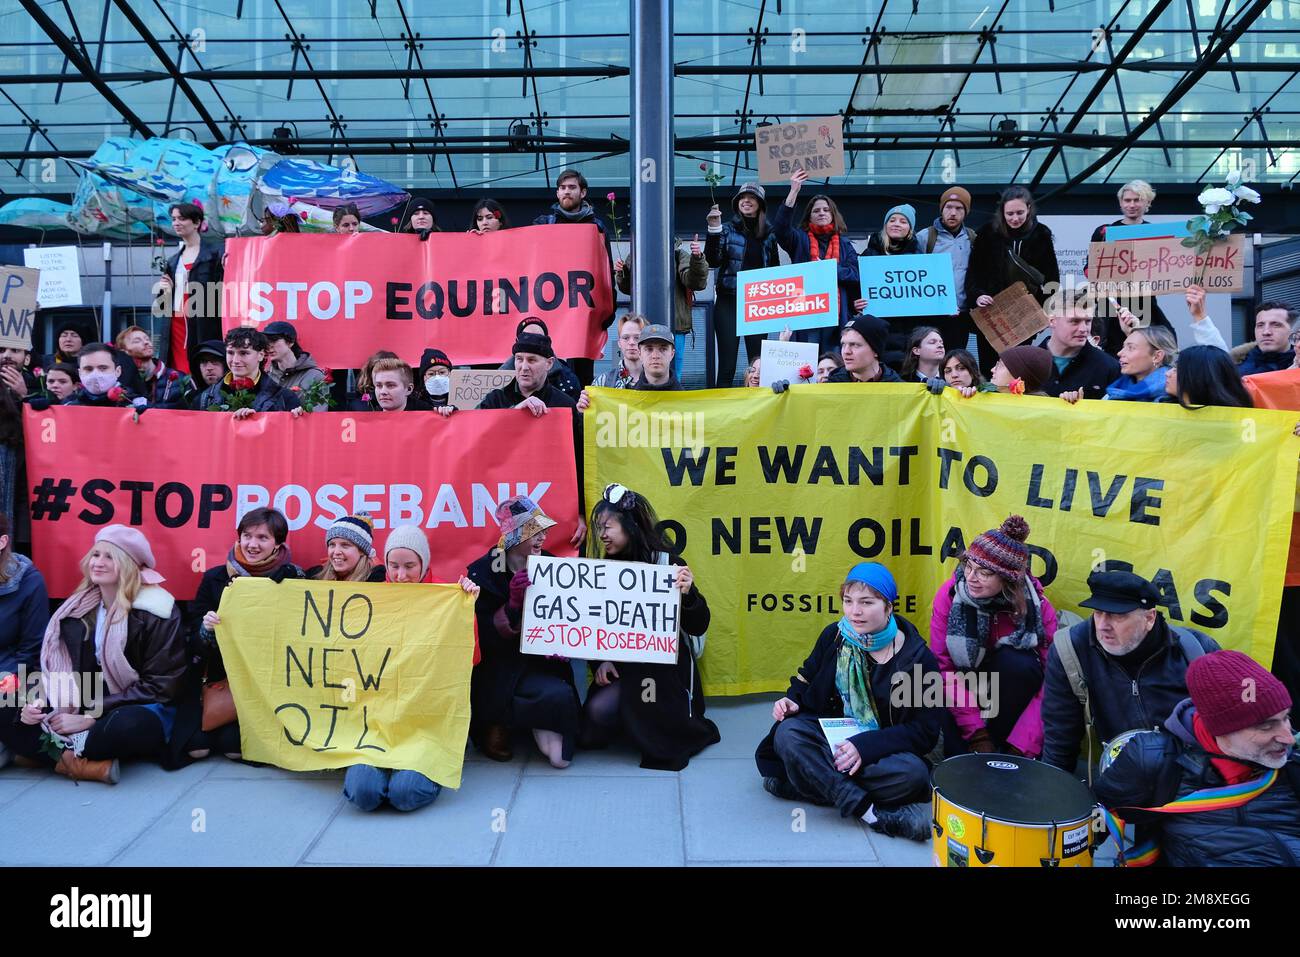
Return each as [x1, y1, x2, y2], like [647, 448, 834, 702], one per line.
[424, 374, 450, 396]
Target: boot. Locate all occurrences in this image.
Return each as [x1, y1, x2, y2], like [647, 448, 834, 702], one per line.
[480, 724, 513, 762]
[54, 751, 120, 785]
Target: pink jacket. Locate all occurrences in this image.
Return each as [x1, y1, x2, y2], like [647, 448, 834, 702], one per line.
[929, 575, 1057, 757]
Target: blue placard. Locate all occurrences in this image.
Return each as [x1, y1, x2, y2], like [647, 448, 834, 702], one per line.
[1105, 221, 1191, 241]
[735, 258, 840, 336]
[858, 253, 957, 318]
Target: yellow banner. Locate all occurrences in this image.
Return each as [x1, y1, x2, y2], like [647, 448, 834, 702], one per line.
[217, 578, 476, 786]
[585, 385, 1298, 695]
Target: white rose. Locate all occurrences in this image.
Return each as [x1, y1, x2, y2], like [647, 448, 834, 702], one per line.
[1197, 187, 1234, 215]
[1231, 185, 1261, 204]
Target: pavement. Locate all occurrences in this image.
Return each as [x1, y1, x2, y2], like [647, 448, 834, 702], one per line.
[0, 694, 936, 867]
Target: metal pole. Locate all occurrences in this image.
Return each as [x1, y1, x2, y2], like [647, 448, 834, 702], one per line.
[630, 0, 673, 328]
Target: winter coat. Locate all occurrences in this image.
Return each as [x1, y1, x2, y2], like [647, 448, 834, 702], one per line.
[770, 203, 861, 328]
[704, 216, 782, 294]
[616, 243, 710, 334]
[1238, 346, 1295, 377]
[62, 386, 146, 408]
[632, 373, 683, 391]
[138, 362, 196, 410]
[755, 615, 943, 781]
[1039, 339, 1121, 400]
[1094, 698, 1300, 866]
[915, 219, 974, 311]
[0, 554, 48, 676]
[1041, 615, 1220, 772]
[826, 364, 903, 384]
[194, 372, 301, 413]
[967, 221, 1061, 306]
[532, 202, 617, 330]
[268, 350, 328, 409]
[929, 574, 1058, 757]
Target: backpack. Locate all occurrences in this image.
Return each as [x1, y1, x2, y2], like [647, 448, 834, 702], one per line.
[924, 225, 975, 254]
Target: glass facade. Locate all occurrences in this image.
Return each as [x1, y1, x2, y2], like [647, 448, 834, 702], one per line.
[0, 0, 1296, 197]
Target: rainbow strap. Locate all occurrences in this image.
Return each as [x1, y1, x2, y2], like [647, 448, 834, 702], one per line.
[1105, 769, 1278, 867]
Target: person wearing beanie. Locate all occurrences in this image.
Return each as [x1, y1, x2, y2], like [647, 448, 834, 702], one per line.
[705, 180, 782, 387]
[770, 168, 861, 353]
[307, 512, 385, 583]
[1095, 650, 1298, 866]
[827, 315, 903, 384]
[1041, 568, 1220, 773]
[49, 320, 85, 366]
[756, 561, 944, 842]
[497, 317, 582, 402]
[929, 515, 1059, 760]
[418, 346, 454, 410]
[916, 186, 980, 359]
[400, 197, 439, 234]
[339, 526, 482, 815]
[0, 525, 185, 785]
[991, 344, 1054, 396]
[464, 495, 580, 767]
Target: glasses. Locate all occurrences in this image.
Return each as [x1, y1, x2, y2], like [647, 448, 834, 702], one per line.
[963, 563, 999, 582]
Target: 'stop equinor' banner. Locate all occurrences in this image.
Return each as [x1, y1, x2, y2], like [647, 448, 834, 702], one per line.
[222, 226, 614, 368]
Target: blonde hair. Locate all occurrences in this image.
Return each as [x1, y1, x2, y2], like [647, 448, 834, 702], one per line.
[315, 543, 375, 583]
[1117, 180, 1156, 208]
[371, 356, 413, 387]
[1128, 325, 1177, 367]
[618, 312, 647, 333]
[74, 540, 142, 625]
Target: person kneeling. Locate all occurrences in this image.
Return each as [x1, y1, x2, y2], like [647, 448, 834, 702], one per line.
[755, 563, 943, 841]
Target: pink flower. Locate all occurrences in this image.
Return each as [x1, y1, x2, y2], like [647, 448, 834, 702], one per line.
[1009, 378, 1026, 396]
[362, 392, 371, 403]
[606, 192, 616, 201]
[32, 367, 43, 377]
[299, 211, 309, 220]
[390, 217, 399, 225]
[699, 162, 708, 171]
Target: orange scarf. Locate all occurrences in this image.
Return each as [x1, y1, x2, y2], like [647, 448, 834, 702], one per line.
[807, 223, 840, 262]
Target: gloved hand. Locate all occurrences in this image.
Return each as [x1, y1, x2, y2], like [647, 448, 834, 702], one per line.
[25, 395, 51, 411]
[507, 568, 530, 609]
[926, 376, 947, 395]
[771, 379, 790, 395]
[967, 728, 997, 754]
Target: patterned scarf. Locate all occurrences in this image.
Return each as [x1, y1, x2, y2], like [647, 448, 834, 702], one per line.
[945, 575, 1044, 670]
[227, 542, 292, 579]
[40, 588, 140, 712]
[807, 222, 840, 262]
[834, 615, 898, 731]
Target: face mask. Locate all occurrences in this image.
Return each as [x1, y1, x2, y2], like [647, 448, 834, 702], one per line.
[81, 371, 119, 396]
[425, 375, 449, 396]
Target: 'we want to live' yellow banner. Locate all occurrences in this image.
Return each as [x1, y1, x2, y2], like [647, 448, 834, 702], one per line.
[585, 385, 1298, 695]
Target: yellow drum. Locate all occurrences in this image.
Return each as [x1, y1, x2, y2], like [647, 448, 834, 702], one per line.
[931, 754, 1098, 867]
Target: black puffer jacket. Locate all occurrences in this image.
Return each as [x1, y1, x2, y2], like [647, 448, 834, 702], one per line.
[1041, 615, 1220, 771]
[1094, 698, 1300, 866]
[967, 220, 1061, 306]
[194, 372, 301, 412]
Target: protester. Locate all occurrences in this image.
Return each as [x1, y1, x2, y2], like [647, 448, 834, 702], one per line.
[307, 512, 386, 583]
[1102, 327, 1177, 402]
[332, 203, 361, 234]
[417, 347, 453, 410]
[261, 202, 301, 235]
[900, 326, 945, 383]
[755, 562, 942, 841]
[193, 328, 303, 416]
[705, 182, 781, 387]
[940, 349, 992, 391]
[348, 350, 399, 411]
[915, 186, 978, 353]
[160, 200, 223, 375]
[500, 318, 582, 401]
[614, 239, 708, 378]
[630, 324, 681, 391]
[930, 516, 1058, 759]
[745, 358, 761, 388]
[0, 513, 50, 767]
[591, 313, 644, 389]
[184, 507, 305, 760]
[828, 315, 903, 383]
[816, 351, 844, 383]
[1087, 181, 1174, 348]
[0, 526, 184, 784]
[1166, 345, 1254, 409]
[342, 526, 481, 813]
[369, 357, 418, 413]
[770, 169, 860, 351]
[469, 198, 509, 232]
[1094, 651, 1298, 866]
[0, 353, 26, 526]
[63, 343, 146, 409]
[119, 325, 195, 410]
[580, 484, 719, 769]
[1238, 302, 1298, 375]
[263, 321, 328, 410]
[1041, 287, 1121, 401]
[195, 339, 227, 389]
[465, 496, 580, 767]
[862, 201, 921, 366]
[41, 363, 78, 403]
[49, 320, 85, 366]
[992, 345, 1053, 396]
[1041, 569, 1220, 773]
[400, 197, 439, 234]
[968, 186, 1060, 354]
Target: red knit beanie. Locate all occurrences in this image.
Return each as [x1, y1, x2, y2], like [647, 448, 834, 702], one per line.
[1186, 650, 1292, 736]
[964, 515, 1030, 580]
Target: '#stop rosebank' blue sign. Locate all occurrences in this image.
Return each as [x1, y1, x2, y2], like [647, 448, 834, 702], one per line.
[735, 258, 840, 336]
[858, 253, 957, 318]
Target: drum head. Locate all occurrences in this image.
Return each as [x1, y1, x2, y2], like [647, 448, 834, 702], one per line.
[933, 754, 1094, 824]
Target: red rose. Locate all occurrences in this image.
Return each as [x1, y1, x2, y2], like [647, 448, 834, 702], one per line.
[291, 386, 301, 392]
[322, 370, 334, 383]
[699, 162, 707, 170]
[168, 370, 178, 381]
[107, 386, 124, 402]
[798, 364, 814, 380]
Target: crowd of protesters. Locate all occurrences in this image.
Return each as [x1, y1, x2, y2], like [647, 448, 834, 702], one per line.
[0, 168, 1296, 864]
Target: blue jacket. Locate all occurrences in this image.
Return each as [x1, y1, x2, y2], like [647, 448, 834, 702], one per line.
[0, 554, 49, 676]
[1238, 346, 1294, 376]
[769, 203, 860, 326]
[704, 217, 781, 294]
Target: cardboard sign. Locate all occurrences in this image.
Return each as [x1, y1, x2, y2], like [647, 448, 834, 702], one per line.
[22, 246, 83, 308]
[756, 115, 846, 182]
[859, 253, 957, 318]
[1104, 221, 1190, 242]
[971, 282, 1048, 353]
[759, 339, 819, 387]
[450, 369, 515, 407]
[1087, 234, 1245, 296]
[0, 265, 39, 350]
[521, 555, 682, 664]
[736, 259, 840, 336]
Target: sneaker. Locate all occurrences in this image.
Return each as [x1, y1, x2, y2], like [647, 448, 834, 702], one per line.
[762, 776, 803, 801]
[868, 802, 933, 842]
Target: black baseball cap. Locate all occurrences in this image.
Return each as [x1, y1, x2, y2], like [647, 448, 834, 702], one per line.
[196, 339, 226, 360]
[262, 321, 297, 342]
[1079, 570, 1160, 614]
[639, 323, 673, 346]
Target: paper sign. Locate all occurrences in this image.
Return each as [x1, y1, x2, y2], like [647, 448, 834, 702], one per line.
[819, 717, 870, 751]
[0, 265, 39, 350]
[759, 339, 819, 387]
[450, 369, 515, 407]
[737, 259, 840, 336]
[1104, 221, 1190, 242]
[971, 282, 1049, 353]
[1087, 235, 1245, 296]
[22, 246, 83, 308]
[756, 115, 846, 183]
[859, 253, 957, 318]
[521, 555, 682, 664]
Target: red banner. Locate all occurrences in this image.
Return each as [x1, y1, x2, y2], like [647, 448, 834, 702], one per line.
[24, 406, 580, 599]
[222, 226, 614, 367]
